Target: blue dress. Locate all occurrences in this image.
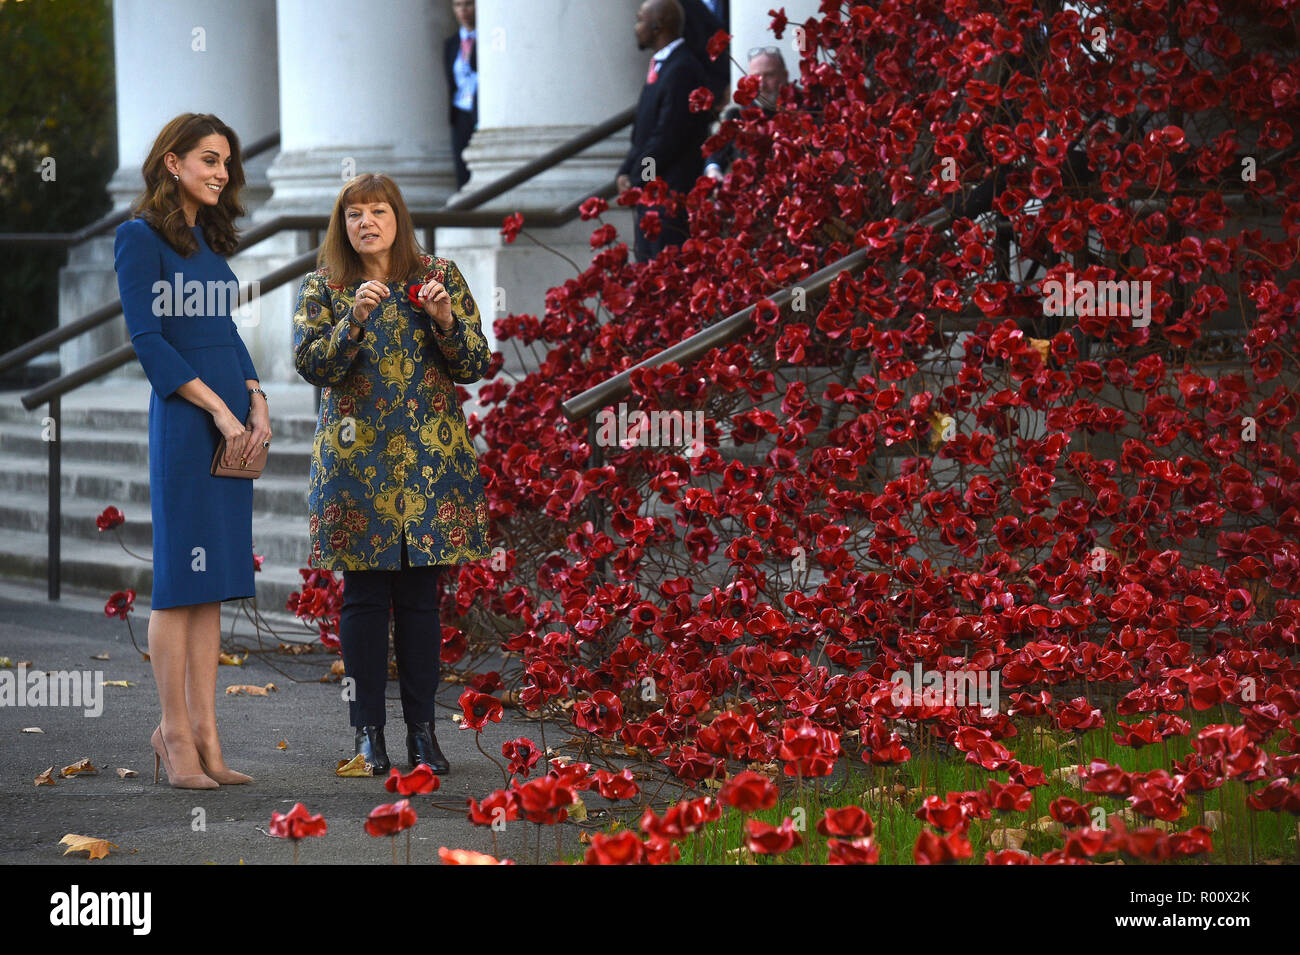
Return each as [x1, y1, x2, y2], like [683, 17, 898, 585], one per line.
[114, 218, 258, 610]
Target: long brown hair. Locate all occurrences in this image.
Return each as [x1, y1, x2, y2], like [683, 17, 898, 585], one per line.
[318, 174, 425, 286]
[130, 114, 246, 256]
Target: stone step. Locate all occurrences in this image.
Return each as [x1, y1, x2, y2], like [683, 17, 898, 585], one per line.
[0, 399, 323, 444]
[0, 526, 319, 624]
[0, 378, 324, 433]
[0, 486, 311, 563]
[0, 455, 311, 514]
[0, 423, 318, 478]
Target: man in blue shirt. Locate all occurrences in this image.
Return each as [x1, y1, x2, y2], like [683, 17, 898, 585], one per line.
[444, 0, 478, 188]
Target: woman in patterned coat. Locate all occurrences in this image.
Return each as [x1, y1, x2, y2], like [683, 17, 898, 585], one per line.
[292, 173, 492, 775]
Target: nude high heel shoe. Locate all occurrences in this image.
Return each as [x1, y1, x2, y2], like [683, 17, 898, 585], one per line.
[151, 726, 219, 790]
[197, 755, 253, 785]
[194, 727, 252, 784]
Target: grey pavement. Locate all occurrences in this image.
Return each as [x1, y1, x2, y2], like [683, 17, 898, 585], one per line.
[0, 582, 589, 865]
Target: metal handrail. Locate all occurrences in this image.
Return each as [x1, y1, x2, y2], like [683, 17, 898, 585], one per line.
[0, 111, 634, 379]
[562, 207, 953, 421]
[19, 187, 619, 411]
[0, 132, 281, 248]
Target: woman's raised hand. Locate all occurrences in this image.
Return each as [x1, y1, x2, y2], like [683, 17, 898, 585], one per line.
[352, 280, 390, 325]
[412, 277, 454, 331]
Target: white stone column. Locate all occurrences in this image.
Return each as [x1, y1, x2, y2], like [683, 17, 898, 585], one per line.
[106, 0, 279, 210]
[66, 0, 279, 378]
[435, 0, 643, 390]
[261, 0, 458, 216]
[458, 0, 645, 207]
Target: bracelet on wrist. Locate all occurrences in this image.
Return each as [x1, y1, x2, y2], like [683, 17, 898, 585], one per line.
[249, 387, 268, 401]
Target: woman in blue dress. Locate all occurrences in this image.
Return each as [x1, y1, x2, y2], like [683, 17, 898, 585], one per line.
[114, 114, 271, 789]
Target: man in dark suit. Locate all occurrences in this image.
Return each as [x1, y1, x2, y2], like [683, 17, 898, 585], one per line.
[444, 0, 478, 188]
[617, 0, 712, 261]
[680, 0, 729, 106]
[705, 48, 789, 180]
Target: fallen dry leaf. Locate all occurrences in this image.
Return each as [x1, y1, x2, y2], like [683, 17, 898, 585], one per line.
[0, 657, 12, 668]
[330, 659, 346, 676]
[568, 795, 587, 822]
[277, 740, 288, 750]
[116, 768, 138, 779]
[861, 784, 908, 802]
[987, 827, 1028, 851]
[61, 758, 98, 777]
[60, 834, 118, 860]
[335, 754, 373, 777]
[34, 767, 56, 787]
[928, 411, 956, 451]
[21, 727, 44, 734]
[1051, 763, 1084, 782]
[225, 683, 277, 696]
[218, 652, 245, 666]
[101, 680, 133, 688]
[91, 652, 109, 661]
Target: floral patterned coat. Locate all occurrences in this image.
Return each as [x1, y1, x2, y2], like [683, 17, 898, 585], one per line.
[292, 254, 492, 570]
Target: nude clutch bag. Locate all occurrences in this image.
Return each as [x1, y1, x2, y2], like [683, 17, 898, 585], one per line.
[210, 429, 268, 479]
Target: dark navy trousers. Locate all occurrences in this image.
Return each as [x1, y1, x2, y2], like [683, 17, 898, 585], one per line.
[338, 536, 442, 727]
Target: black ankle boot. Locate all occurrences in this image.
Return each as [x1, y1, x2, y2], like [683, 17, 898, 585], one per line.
[406, 722, 449, 774]
[355, 725, 390, 774]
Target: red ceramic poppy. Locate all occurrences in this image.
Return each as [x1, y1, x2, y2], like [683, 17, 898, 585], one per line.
[466, 789, 519, 827]
[584, 830, 647, 865]
[718, 771, 778, 813]
[384, 763, 440, 795]
[913, 829, 972, 864]
[502, 737, 542, 777]
[593, 768, 639, 800]
[459, 688, 504, 731]
[438, 847, 513, 865]
[269, 802, 327, 840]
[816, 806, 875, 838]
[511, 776, 575, 825]
[364, 799, 417, 837]
[827, 837, 879, 864]
[104, 589, 136, 620]
[744, 818, 802, 855]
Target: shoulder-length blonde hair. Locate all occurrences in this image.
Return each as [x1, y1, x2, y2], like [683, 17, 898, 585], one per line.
[318, 174, 425, 287]
[130, 113, 246, 256]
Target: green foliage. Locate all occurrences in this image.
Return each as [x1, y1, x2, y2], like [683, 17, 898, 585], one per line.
[0, 0, 115, 361]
